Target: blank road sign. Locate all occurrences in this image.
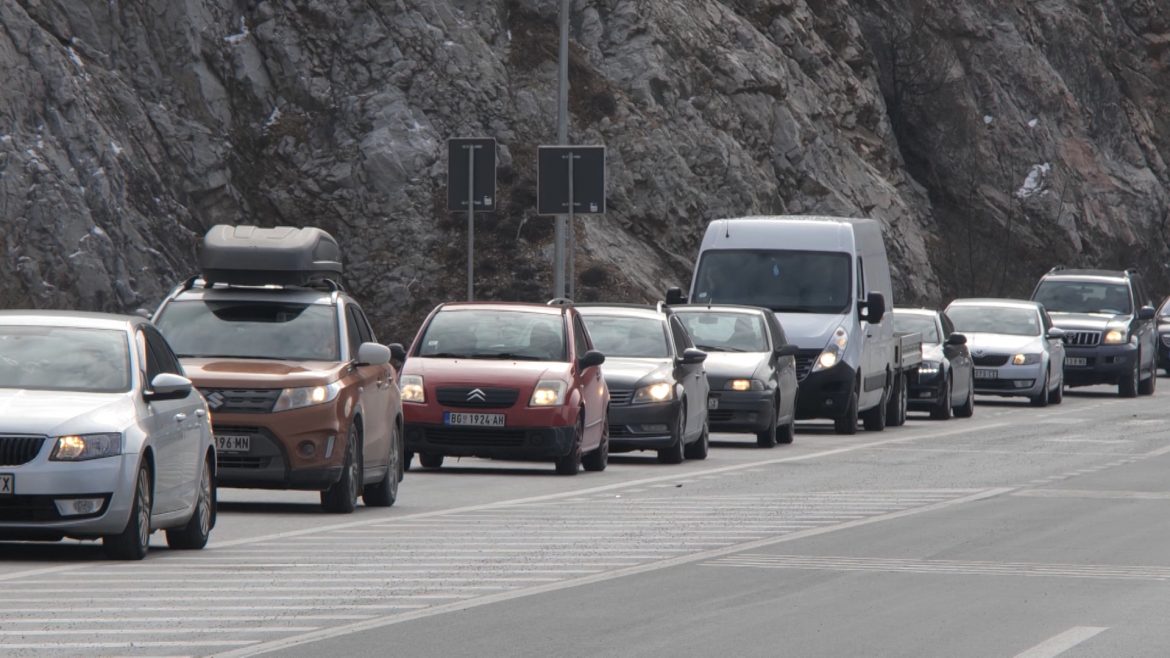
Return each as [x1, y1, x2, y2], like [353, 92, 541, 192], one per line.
[448, 138, 497, 212]
[537, 145, 606, 215]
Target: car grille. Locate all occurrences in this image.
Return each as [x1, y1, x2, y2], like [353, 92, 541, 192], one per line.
[1160, 334, 1170, 348]
[1062, 331, 1101, 347]
[199, 388, 281, 413]
[608, 424, 635, 438]
[436, 387, 520, 408]
[0, 495, 63, 522]
[973, 354, 1010, 367]
[0, 436, 46, 466]
[609, 390, 633, 405]
[421, 426, 528, 447]
[217, 455, 270, 469]
[708, 410, 735, 422]
[795, 349, 821, 381]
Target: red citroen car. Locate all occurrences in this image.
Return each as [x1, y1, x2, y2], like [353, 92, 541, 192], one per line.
[401, 302, 609, 475]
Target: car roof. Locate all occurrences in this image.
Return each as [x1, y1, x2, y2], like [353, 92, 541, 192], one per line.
[437, 302, 565, 316]
[671, 304, 770, 316]
[0, 310, 142, 330]
[892, 307, 940, 318]
[575, 304, 665, 320]
[1042, 269, 1129, 282]
[947, 298, 1041, 311]
[171, 285, 338, 305]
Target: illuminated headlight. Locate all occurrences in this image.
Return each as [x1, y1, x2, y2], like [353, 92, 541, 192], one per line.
[54, 497, 105, 516]
[1103, 329, 1126, 345]
[50, 433, 122, 461]
[725, 379, 764, 391]
[273, 381, 342, 412]
[401, 375, 425, 403]
[530, 380, 567, 406]
[812, 326, 848, 373]
[918, 361, 941, 374]
[634, 381, 674, 403]
[1011, 353, 1041, 366]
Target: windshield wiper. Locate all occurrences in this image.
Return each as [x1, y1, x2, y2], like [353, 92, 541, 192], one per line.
[480, 352, 545, 361]
[426, 352, 471, 359]
[695, 344, 727, 352]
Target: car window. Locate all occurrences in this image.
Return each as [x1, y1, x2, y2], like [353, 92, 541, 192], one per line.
[0, 325, 132, 394]
[856, 257, 865, 301]
[765, 313, 785, 347]
[156, 300, 340, 361]
[1033, 280, 1133, 315]
[580, 314, 669, 358]
[676, 311, 769, 352]
[417, 309, 567, 361]
[891, 313, 941, 344]
[573, 314, 592, 355]
[669, 317, 693, 355]
[941, 314, 956, 337]
[345, 305, 364, 357]
[946, 306, 1041, 337]
[143, 326, 183, 375]
[353, 305, 376, 343]
[693, 249, 853, 314]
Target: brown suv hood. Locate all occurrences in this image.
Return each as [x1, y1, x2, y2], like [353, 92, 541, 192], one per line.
[181, 358, 345, 388]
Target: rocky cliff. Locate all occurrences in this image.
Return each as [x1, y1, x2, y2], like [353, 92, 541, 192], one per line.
[1, 0, 1166, 340]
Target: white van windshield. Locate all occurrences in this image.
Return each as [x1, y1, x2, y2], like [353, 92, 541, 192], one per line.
[693, 250, 852, 314]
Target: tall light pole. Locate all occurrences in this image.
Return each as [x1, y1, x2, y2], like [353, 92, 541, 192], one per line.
[553, 0, 570, 299]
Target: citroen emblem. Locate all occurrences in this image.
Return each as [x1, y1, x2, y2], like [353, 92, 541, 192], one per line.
[206, 391, 225, 410]
[467, 388, 487, 402]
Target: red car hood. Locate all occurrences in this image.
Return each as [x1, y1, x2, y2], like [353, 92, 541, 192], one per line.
[404, 358, 571, 385]
[181, 358, 345, 388]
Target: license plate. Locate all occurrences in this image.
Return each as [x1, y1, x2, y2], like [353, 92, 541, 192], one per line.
[215, 435, 251, 453]
[707, 397, 719, 410]
[974, 369, 998, 380]
[0, 473, 12, 496]
[444, 412, 505, 427]
[1066, 357, 1087, 367]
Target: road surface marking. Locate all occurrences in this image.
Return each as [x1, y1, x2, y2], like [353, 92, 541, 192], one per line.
[1013, 489, 1170, 500]
[1013, 626, 1108, 658]
[705, 555, 1170, 581]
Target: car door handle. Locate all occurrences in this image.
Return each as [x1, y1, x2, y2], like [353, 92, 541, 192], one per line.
[174, 413, 188, 422]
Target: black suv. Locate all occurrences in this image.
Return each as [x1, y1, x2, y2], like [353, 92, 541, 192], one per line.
[1031, 267, 1158, 397]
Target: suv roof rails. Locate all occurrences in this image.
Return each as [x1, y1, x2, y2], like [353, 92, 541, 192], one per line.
[1046, 265, 1066, 274]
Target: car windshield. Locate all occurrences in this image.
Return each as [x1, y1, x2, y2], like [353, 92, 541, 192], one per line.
[418, 310, 567, 361]
[0, 325, 131, 393]
[693, 249, 852, 314]
[892, 314, 940, 344]
[676, 311, 768, 352]
[155, 301, 340, 361]
[580, 315, 669, 358]
[946, 306, 1041, 337]
[1033, 280, 1132, 315]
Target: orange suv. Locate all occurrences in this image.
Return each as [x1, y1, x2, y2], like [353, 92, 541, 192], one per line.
[153, 225, 406, 513]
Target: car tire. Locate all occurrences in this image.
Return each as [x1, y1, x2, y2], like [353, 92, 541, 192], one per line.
[404, 450, 414, 472]
[954, 372, 975, 418]
[776, 401, 795, 445]
[1139, 359, 1157, 396]
[756, 403, 778, 448]
[555, 416, 584, 475]
[419, 452, 444, 469]
[1120, 358, 1139, 398]
[885, 373, 907, 427]
[930, 375, 953, 420]
[1030, 374, 1051, 407]
[1050, 378, 1064, 404]
[363, 424, 401, 507]
[165, 456, 215, 550]
[684, 418, 710, 460]
[834, 387, 859, 435]
[582, 418, 609, 472]
[104, 463, 153, 560]
[658, 407, 686, 464]
[321, 427, 361, 514]
[862, 383, 888, 432]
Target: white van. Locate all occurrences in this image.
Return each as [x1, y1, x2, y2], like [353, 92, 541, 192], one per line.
[670, 216, 905, 434]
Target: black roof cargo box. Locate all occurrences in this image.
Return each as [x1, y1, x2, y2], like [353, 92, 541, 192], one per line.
[199, 225, 343, 286]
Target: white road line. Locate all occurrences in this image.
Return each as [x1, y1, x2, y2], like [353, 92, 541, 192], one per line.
[1013, 626, 1109, 658]
[0, 627, 318, 636]
[0, 641, 257, 649]
[0, 616, 372, 623]
[0, 604, 426, 613]
[1013, 489, 1170, 500]
[0, 594, 475, 603]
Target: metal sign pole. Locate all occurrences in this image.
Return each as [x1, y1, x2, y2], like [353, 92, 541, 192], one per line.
[567, 151, 575, 300]
[554, 0, 570, 300]
[467, 145, 475, 301]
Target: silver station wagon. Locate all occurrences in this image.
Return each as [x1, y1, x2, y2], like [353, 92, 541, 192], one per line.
[0, 311, 215, 559]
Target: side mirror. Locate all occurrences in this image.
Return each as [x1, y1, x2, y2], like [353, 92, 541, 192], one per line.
[861, 291, 886, 324]
[775, 344, 800, 358]
[356, 342, 391, 366]
[145, 372, 193, 402]
[388, 342, 407, 363]
[1046, 327, 1066, 340]
[665, 287, 688, 305]
[579, 350, 606, 369]
[1138, 306, 1156, 320]
[678, 347, 708, 365]
[945, 333, 968, 346]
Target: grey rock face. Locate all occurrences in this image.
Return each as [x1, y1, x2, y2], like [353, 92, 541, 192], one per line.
[0, 0, 1165, 340]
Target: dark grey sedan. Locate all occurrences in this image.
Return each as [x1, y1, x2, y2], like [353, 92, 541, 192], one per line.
[674, 305, 799, 447]
[893, 308, 975, 420]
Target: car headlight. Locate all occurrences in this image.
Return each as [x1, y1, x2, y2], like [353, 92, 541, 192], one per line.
[812, 326, 848, 373]
[1011, 353, 1041, 366]
[725, 379, 765, 391]
[634, 381, 674, 403]
[1103, 329, 1126, 345]
[273, 381, 342, 412]
[530, 380, 568, 406]
[401, 375, 425, 404]
[50, 433, 122, 461]
[918, 361, 941, 374]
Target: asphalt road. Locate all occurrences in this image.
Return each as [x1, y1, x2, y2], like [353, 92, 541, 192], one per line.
[1, 384, 1168, 657]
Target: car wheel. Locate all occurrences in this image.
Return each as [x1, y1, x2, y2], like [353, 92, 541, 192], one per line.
[1050, 376, 1064, 404]
[1030, 373, 1051, 407]
[1139, 359, 1157, 396]
[658, 406, 686, 464]
[404, 450, 414, 472]
[930, 375, 953, 420]
[954, 372, 975, 418]
[583, 418, 609, 472]
[834, 386, 859, 435]
[756, 402, 778, 448]
[684, 418, 710, 459]
[321, 427, 361, 514]
[556, 416, 584, 475]
[165, 456, 215, 550]
[861, 383, 888, 431]
[104, 462, 153, 560]
[419, 452, 444, 469]
[1120, 358, 1139, 398]
[776, 400, 795, 445]
[885, 373, 907, 427]
[363, 424, 401, 507]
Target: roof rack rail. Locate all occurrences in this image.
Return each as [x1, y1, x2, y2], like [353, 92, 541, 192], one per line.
[1046, 265, 1066, 274]
[546, 298, 574, 306]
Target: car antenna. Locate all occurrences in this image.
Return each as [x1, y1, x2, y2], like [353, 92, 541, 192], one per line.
[724, 220, 730, 238]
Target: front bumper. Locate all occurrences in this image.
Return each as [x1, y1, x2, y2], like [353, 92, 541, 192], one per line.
[1062, 343, 1137, 387]
[972, 362, 1044, 397]
[607, 400, 681, 450]
[795, 363, 857, 420]
[0, 451, 138, 539]
[907, 368, 945, 409]
[209, 404, 349, 491]
[707, 390, 772, 432]
[1159, 333, 1170, 369]
[404, 423, 577, 460]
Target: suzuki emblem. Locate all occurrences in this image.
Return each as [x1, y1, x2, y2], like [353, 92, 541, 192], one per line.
[206, 391, 225, 410]
[467, 388, 487, 402]
[973, 349, 985, 358]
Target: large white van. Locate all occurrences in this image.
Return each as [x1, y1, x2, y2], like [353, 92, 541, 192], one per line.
[670, 216, 904, 434]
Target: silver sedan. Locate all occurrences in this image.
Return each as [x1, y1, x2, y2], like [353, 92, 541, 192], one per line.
[0, 311, 215, 559]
